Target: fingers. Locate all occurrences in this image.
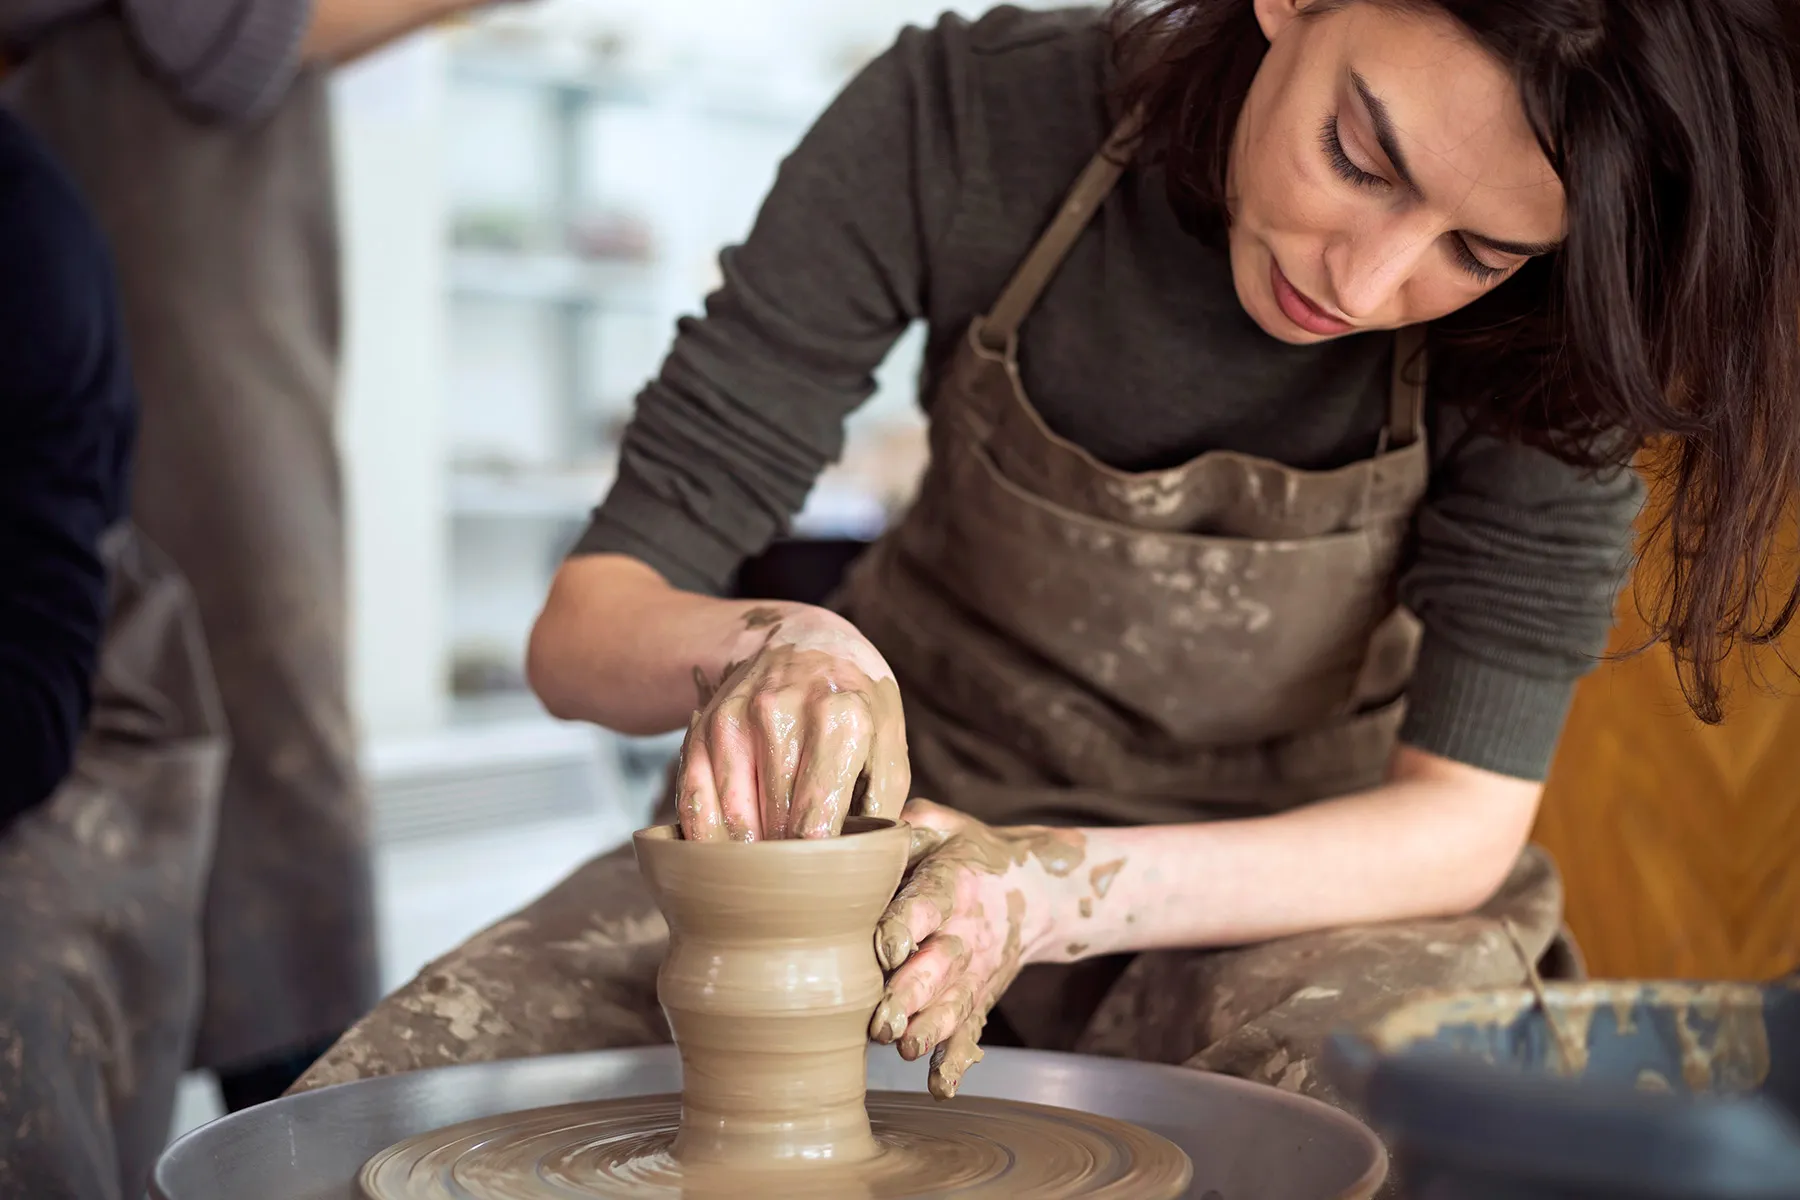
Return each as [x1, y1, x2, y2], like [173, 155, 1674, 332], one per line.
[928, 1016, 987, 1100]
[750, 691, 801, 840]
[874, 855, 959, 971]
[870, 932, 971, 1045]
[899, 976, 981, 1062]
[704, 698, 762, 842]
[787, 693, 872, 839]
[858, 722, 912, 822]
[675, 716, 727, 841]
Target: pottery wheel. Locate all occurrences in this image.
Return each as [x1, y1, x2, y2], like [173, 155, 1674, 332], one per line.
[358, 1091, 1192, 1199]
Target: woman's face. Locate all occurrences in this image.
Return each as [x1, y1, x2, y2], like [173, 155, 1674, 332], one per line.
[1228, 0, 1566, 344]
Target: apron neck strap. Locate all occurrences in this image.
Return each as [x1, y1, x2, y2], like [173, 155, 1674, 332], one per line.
[977, 110, 1145, 350]
[1387, 324, 1428, 448]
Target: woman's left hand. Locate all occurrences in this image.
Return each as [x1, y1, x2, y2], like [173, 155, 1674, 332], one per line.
[868, 799, 1088, 1099]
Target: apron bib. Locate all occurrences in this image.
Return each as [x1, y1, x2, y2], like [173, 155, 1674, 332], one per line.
[839, 119, 1427, 824]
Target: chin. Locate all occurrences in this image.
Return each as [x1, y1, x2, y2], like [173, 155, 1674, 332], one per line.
[1229, 236, 1314, 346]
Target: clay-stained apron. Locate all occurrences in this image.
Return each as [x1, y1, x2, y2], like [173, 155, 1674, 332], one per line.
[0, 527, 227, 1199]
[839, 116, 1426, 825]
[836, 115, 1568, 1059]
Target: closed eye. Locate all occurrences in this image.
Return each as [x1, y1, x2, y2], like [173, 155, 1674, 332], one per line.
[1322, 111, 1523, 286]
[1319, 114, 1386, 191]
[1451, 236, 1511, 285]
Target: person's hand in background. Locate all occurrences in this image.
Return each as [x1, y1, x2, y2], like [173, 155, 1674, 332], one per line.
[304, 0, 531, 66]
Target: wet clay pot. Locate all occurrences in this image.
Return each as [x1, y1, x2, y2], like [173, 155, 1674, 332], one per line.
[633, 816, 909, 1167]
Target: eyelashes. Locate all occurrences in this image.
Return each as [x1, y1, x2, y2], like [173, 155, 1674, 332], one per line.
[1449, 235, 1509, 285]
[1317, 113, 1511, 286]
[1319, 113, 1385, 191]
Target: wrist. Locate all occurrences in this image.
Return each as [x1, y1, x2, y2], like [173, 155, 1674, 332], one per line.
[1031, 828, 1143, 964]
[710, 601, 814, 680]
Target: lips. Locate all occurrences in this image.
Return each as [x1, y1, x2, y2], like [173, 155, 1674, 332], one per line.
[1270, 259, 1353, 337]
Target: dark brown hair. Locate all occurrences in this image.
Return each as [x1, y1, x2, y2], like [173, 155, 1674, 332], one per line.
[1113, 0, 1800, 721]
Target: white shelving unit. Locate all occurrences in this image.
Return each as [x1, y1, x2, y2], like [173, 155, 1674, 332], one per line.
[332, 10, 950, 861]
[438, 26, 927, 722]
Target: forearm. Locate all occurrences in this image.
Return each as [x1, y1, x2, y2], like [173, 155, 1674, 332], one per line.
[301, 0, 470, 65]
[1038, 747, 1542, 961]
[527, 553, 803, 736]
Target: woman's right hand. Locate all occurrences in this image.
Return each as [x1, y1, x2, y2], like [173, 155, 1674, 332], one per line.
[674, 605, 909, 842]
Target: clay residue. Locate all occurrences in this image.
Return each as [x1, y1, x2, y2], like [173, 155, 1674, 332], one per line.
[358, 1091, 1193, 1199]
[1611, 994, 1639, 1037]
[927, 890, 1028, 1102]
[1066, 942, 1089, 958]
[1669, 987, 1772, 1093]
[676, 643, 909, 841]
[1019, 829, 1087, 877]
[1088, 859, 1125, 899]
[1359, 982, 1774, 1094]
[741, 606, 785, 629]
[1079, 899, 1094, 919]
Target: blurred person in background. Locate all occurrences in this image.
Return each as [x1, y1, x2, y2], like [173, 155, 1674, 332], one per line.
[0, 2, 516, 1196]
[297, 0, 1800, 1135]
[0, 101, 226, 1200]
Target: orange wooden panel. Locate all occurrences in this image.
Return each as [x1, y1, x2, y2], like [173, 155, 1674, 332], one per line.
[1535, 479, 1800, 982]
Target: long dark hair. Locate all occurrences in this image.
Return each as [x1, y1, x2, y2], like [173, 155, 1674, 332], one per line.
[1113, 0, 1800, 722]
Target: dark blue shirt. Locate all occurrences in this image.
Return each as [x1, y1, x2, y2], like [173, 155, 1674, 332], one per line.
[0, 107, 135, 828]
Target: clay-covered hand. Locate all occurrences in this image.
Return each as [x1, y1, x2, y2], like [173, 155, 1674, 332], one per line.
[868, 799, 1086, 1099]
[676, 605, 909, 842]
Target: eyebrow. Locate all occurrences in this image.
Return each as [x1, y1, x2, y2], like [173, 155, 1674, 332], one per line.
[1352, 72, 1418, 193]
[1350, 71, 1563, 259]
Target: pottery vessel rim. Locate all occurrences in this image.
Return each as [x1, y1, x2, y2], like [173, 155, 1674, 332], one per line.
[634, 816, 908, 853]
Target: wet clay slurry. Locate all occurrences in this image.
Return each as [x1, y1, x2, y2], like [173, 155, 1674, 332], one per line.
[358, 820, 1192, 1199]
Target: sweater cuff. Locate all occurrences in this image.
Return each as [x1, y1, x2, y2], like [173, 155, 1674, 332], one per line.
[126, 0, 311, 123]
[1398, 636, 1581, 782]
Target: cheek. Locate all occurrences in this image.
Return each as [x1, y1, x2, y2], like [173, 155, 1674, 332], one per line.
[1404, 268, 1498, 322]
[1237, 126, 1350, 240]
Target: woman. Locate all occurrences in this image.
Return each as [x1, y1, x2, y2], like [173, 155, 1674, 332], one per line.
[302, 0, 1800, 1117]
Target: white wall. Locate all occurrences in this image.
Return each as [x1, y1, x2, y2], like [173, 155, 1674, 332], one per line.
[334, 40, 453, 739]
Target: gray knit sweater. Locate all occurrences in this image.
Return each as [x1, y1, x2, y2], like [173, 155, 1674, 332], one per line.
[587, 6, 1645, 781]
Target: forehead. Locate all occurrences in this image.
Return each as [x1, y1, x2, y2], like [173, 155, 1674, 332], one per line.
[1321, 4, 1565, 223]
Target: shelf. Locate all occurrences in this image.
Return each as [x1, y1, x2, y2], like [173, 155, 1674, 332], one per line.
[448, 250, 658, 311]
[450, 47, 654, 105]
[447, 43, 828, 130]
[448, 464, 890, 540]
[449, 464, 615, 521]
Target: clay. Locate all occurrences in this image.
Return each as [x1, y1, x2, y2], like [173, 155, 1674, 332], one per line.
[359, 818, 1191, 1199]
[358, 1092, 1193, 1199]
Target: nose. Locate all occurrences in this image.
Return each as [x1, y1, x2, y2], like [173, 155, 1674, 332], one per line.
[1324, 217, 1436, 322]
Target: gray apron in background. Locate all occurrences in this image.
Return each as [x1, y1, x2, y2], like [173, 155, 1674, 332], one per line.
[7, 19, 378, 1072]
[0, 527, 226, 1200]
[293, 119, 1567, 1141]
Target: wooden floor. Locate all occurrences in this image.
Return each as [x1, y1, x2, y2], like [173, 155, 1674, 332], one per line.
[1534, 496, 1800, 981]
